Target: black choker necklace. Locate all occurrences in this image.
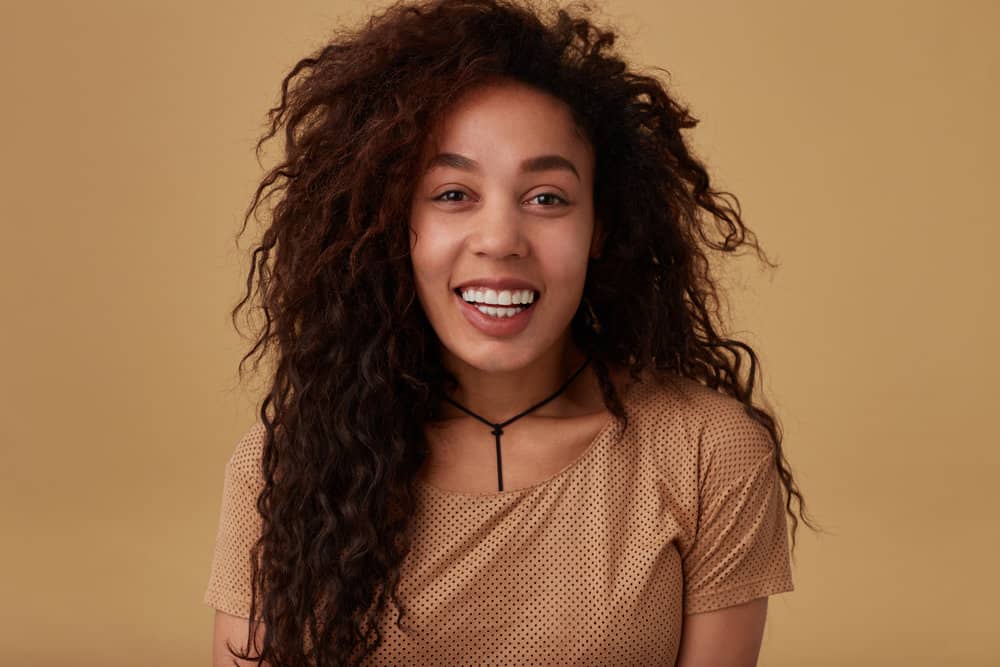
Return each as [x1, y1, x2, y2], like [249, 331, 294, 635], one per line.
[439, 356, 592, 491]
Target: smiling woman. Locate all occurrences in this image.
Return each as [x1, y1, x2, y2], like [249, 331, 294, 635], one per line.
[409, 80, 597, 375]
[201, 0, 819, 665]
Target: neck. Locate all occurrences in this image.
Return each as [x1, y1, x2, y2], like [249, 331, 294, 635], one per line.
[438, 337, 591, 423]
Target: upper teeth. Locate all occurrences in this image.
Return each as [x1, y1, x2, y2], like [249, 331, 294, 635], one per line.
[460, 288, 536, 305]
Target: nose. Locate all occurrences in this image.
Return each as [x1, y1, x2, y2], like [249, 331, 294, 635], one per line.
[468, 200, 529, 259]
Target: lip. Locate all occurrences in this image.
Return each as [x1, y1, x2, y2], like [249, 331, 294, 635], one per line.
[455, 290, 537, 337]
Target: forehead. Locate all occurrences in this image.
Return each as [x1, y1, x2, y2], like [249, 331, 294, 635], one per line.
[419, 80, 594, 173]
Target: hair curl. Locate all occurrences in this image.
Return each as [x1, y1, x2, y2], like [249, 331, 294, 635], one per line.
[226, 0, 821, 664]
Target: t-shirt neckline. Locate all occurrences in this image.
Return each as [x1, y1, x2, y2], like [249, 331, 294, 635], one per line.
[415, 377, 638, 500]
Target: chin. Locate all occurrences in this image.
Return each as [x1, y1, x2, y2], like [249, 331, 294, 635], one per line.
[443, 328, 569, 375]
[450, 347, 537, 374]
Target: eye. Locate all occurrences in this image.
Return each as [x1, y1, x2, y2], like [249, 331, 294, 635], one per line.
[527, 192, 569, 206]
[432, 190, 472, 203]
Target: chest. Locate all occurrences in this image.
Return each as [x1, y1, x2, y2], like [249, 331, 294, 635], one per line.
[416, 410, 614, 494]
[366, 487, 686, 665]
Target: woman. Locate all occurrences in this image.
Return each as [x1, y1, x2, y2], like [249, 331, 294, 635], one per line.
[203, 0, 818, 664]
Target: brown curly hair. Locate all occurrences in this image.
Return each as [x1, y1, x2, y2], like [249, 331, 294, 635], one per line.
[226, 0, 821, 664]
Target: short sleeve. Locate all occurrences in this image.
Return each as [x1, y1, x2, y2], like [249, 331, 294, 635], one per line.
[202, 423, 266, 618]
[681, 400, 795, 615]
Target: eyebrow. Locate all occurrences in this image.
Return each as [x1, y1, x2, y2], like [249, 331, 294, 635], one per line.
[425, 152, 580, 181]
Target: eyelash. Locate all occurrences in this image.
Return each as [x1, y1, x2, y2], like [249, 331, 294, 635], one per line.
[433, 190, 569, 206]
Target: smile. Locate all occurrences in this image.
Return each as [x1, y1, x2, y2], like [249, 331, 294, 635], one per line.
[453, 288, 539, 336]
[453, 287, 538, 318]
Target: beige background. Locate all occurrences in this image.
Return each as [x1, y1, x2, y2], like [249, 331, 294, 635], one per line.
[1, 1, 996, 665]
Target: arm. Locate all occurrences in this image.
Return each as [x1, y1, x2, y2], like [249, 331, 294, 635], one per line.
[674, 397, 792, 665]
[206, 425, 269, 665]
[212, 610, 269, 667]
[675, 597, 768, 667]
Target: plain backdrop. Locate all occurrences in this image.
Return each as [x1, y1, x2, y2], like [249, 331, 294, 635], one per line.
[1, 1, 996, 665]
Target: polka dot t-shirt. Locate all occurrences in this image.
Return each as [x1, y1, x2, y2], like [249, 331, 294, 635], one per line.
[203, 373, 794, 664]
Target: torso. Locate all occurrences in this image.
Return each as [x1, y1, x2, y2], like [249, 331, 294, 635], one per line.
[416, 364, 634, 494]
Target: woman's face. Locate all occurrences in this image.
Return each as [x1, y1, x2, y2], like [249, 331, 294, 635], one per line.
[409, 79, 599, 375]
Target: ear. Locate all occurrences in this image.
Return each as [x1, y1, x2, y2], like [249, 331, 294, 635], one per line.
[589, 216, 606, 260]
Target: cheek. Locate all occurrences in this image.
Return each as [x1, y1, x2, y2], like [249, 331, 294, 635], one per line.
[409, 220, 457, 294]
[539, 226, 592, 282]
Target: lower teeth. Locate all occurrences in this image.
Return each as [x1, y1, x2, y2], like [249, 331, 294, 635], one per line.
[474, 304, 526, 318]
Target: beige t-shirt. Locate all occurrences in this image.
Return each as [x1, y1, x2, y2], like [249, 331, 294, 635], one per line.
[203, 374, 794, 664]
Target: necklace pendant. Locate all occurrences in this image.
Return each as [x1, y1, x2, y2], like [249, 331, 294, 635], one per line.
[437, 356, 592, 494]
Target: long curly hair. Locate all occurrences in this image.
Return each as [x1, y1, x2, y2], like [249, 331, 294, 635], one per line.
[226, 0, 821, 664]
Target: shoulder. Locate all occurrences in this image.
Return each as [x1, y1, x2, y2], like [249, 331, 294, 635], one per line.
[622, 368, 727, 433]
[624, 370, 776, 467]
[225, 421, 267, 486]
[690, 387, 777, 476]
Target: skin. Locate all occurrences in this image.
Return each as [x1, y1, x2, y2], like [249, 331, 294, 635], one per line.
[212, 610, 266, 667]
[211, 78, 768, 667]
[676, 598, 769, 666]
[408, 78, 605, 423]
